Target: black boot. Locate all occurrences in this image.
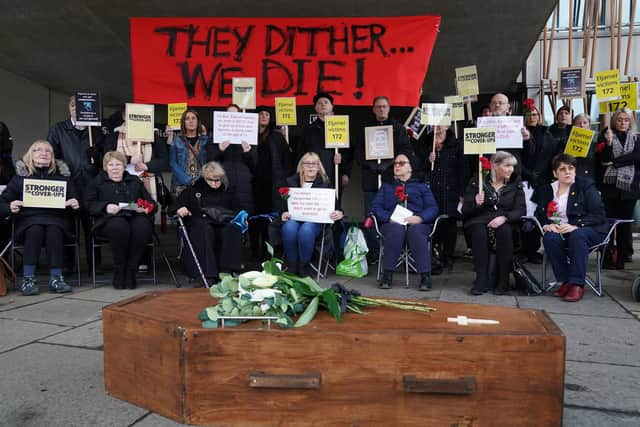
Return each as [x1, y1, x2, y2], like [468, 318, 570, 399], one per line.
[112, 266, 126, 289]
[470, 276, 486, 295]
[419, 273, 432, 291]
[379, 270, 393, 289]
[125, 268, 137, 289]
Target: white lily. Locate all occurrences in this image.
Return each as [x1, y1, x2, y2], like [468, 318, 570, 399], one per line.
[249, 288, 282, 302]
[239, 270, 278, 288]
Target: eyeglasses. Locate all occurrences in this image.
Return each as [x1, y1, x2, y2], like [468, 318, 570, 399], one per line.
[205, 177, 221, 183]
[393, 161, 409, 166]
[302, 162, 319, 167]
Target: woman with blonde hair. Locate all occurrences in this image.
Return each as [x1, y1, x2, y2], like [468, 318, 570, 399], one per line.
[0, 140, 80, 295]
[279, 152, 343, 276]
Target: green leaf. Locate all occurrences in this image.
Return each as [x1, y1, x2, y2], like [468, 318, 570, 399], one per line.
[198, 309, 209, 321]
[205, 307, 219, 321]
[297, 275, 324, 293]
[262, 260, 281, 275]
[209, 285, 227, 298]
[294, 296, 319, 328]
[202, 320, 219, 329]
[221, 275, 239, 292]
[321, 289, 342, 322]
[265, 241, 274, 257]
[221, 297, 234, 312]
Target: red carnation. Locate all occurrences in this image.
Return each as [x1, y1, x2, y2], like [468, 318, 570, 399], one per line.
[479, 156, 492, 172]
[546, 200, 559, 219]
[137, 198, 154, 214]
[595, 142, 606, 154]
[278, 187, 290, 200]
[395, 185, 408, 203]
[523, 98, 535, 109]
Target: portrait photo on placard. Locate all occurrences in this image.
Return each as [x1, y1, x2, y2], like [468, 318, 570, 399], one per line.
[403, 107, 428, 139]
[364, 125, 394, 160]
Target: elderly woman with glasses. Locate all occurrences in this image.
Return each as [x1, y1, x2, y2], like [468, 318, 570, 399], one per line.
[279, 152, 344, 277]
[0, 140, 80, 295]
[86, 151, 156, 289]
[371, 153, 439, 291]
[171, 161, 242, 283]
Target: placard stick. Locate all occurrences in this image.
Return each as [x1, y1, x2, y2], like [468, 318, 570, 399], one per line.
[453, 120, 458, 138]
[625, 0, 637, 76]
[617, 0, 623, 68]
[610, 0, 615, 69]
[465, 101, 473, 123]
[431, 131, 436, 171]
[377, 159, 382, 189]
[590, 0, 601, 77]
[546, 6, 557, 79]
[88, 126, 94, 164]
[550, 79, 558, 113]
[540, 79, 546, 124]
[568, 0, 573, 66]
[478, 156, 483, 196]
[334, 148, 339, 200]
[583, 0, 593, 61]
[542, 23, 548, 78]
[283, 125, 289, 144]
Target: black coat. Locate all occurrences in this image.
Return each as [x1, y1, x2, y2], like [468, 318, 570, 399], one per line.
[595, 131, 640, 200]
[206, 141, 257, 214]
[356, 117, 412, 192]
[101, 132, 169, 174]
[253, 129, 292, 214]
[0, 162, 78, 239]
[533, 177, 608, 234]
[170, 177, 238, 221]
[462, 175, 526, 229]
[86, 171, 157, 231]
[522, 125, 556, 189]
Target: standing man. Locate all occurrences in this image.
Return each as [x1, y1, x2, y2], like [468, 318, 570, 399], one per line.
[549, 105, 573, 153]
[356, 96, 413, 260]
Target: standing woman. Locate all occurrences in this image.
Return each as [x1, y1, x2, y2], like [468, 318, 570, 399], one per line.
[571, 114, 598, 182]
[595, 108, 640, 268]
[0, 140, 80, 295]
[170, 109, 209, 195]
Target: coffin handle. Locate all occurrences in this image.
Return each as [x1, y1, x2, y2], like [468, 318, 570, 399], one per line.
[403, 375, 476, 395]
[249, 371, 321, 389]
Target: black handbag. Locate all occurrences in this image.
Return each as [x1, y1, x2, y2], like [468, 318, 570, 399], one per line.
[201, 206, 235, 223]
[512, 258, 543, 296]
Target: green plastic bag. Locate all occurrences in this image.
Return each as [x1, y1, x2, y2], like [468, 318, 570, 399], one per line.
[336, 225, 369, 278]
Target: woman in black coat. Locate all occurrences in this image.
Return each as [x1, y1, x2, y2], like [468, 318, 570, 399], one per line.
[462, 151, 526, 295]
[0, 140, 80, 295]
[86, 151, 156, 289]
[171, 161, 243, 282]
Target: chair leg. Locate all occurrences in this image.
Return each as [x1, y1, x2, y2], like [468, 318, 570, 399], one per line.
[316, 228, 325, 283]
[152, 243, 157, 286]
[75, 243, 81, 287]
[91, 238, 97, 289]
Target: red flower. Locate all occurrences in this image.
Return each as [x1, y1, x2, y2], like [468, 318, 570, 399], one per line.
[546, 200, 559, 218]
[596, 142, 606, 154]
[523, 98, 535, 110]
[479, 156, 492, 172]
[278, 187, 290, 200]
[406, 128, 415, 138]
[137, 198, 154, 214]
[395, 185, 408, 203]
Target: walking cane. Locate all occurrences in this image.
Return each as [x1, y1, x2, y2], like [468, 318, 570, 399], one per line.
[176, 216, 210, 288]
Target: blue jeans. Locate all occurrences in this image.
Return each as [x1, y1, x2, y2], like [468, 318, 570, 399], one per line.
[281, 220, 323, 264]
[543, 227, 605, 286]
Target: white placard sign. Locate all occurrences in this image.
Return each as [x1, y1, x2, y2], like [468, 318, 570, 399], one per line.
[477, 116, 524, 149]
[420, 103, 452, 126]
[287, 188, 336, 224]
[213, 111, 259, 145]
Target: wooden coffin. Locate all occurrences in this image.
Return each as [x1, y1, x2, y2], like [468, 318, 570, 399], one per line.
[103, 289, 565, 426]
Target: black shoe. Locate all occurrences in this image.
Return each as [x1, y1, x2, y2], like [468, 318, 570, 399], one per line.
[470, 288, 484, 295]
[419, 273, 432, 291]
[378, 271, 393, 289]
[112, 267, 125, 289]
[125, 269, 137, 289]
[20, 276, 39, 296]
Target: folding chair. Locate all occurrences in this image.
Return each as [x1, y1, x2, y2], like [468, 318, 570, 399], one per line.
[9, 214, 82, 288]
[522, 216, 634, 296]
[369, 214, 448, 288]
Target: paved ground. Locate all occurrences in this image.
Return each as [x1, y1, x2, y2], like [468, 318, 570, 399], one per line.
[1, 231, 639, 427]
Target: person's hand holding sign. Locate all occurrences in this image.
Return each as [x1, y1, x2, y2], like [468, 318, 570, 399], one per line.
[475, 192, 485, 207]
[176, 207, 191, 217]
[241, 141, 251, 153]
[106, 204, 121, 215]
[521, 127, 531, 141]
[65, 198, 80, 210]
[219, 141, 230, 152]
[334, 152, 342, 165]
[9, 200, 23, 214]
[329, 210, 344, 221]
[428, 151, 436, 163]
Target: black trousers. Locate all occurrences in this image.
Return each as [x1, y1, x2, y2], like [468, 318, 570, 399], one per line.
[181, 216, 242, 279]
[469, 222, 514, 290]
[22, 224, 65, 268]
[433, 217, 458, 260]
[250, 217, 269, 259]
[100, 216, 152, 272]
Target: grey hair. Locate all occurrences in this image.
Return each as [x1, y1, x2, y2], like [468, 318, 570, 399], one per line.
[611, 108, 637, 133]
[490, 151, 517, 182]
[201, 161, 229, 189]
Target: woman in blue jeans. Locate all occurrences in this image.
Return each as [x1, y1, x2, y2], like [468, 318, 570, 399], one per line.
[280, 152, 343, 276]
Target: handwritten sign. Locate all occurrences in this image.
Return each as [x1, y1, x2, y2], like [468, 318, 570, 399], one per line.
[75, 91, 101, 127]
[403, 107, 428, 139]
[444, 95, 464, 122]
[212, 111, 259, 145]
[421, 103, 452, 126]
[463, 128, 496, 155]
[287, 188, 336, 223]
[599, 82, 638, 113]
[275, 97, 297, 126]
[130, 16, 440, 106]
[364, 125, 394, 160]
[232, 77, 256, 110]
[558, 66, 585, 99]
[595, 69, 621, 102]
[324, 115, 350, 148]
[125, 103, 155, 142]
[564, 127, 594, 158]
[455, 65, 479, 97]
[477, 116, 523, 149]
[22, 179, 67, 209]
[168, 102, 187, 130]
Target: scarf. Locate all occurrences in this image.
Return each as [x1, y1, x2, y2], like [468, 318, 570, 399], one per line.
[603, 131, 635, 191]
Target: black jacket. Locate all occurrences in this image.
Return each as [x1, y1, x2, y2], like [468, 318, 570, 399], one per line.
[253, 129, 292, 214]
[356, 117, 412, 192]
[533, 177, 608, 234]
[462, 175, 526, 229]
[522, 125, 556, 189]
[85, 171, 157, 231]
[206, 141, 257, 214]
[101, 132, 169, 174]
[0, 161, 77, 239]
[169, 177, 238, 221]
[595, 131, 640, 200]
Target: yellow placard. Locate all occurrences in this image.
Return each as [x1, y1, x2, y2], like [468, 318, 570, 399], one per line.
[455, 65, 479, 97]
[22, 179, 67, 209]
[125, 103, 155, 142]
[275, 97, 297, 126]
[232, 77, 256, 110]
[464, 128, 496, 155]
[564, 127, 595, 158]
[167, 102, 187, 130]
[595, 69, 621, 102]
[444, 95, 465, 122]
[324, 115, 350, 148]
[599, 82, 638, 113]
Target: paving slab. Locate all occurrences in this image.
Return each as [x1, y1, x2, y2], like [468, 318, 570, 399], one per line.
[0, 292, 62, 312]
[0, 343, 147, 427]
[2, 297, 104, 327]
[563, 407, 640, 427]
[0, 318, 70, 353]
[65, 285, 164, 303]
[549, 314, 640, 366]
[40, 320, 103, 350]
[516, 291, 631, 318]
[565, 360, 640, 413]
[133, 413, 188, 427]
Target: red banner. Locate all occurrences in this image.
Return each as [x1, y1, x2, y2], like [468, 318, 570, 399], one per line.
[130, 16, 440, 107]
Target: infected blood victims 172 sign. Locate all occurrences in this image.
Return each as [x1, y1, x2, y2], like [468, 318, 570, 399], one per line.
[130, 16, 440, 106]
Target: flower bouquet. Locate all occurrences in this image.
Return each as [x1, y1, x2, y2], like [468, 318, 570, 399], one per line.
[199, 244, 435, 328]
[118, 198, 154, 213]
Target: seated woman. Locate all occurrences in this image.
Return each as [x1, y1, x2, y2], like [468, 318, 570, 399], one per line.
[280, 152, 344, 277]
[535, 153, 608, 302]
[86, 151, 156, 289]
[171, 161, 242, 283]
[0, 140, 80, 295]
[462, 151, 525, 295]
[371, 153, 439, 291]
